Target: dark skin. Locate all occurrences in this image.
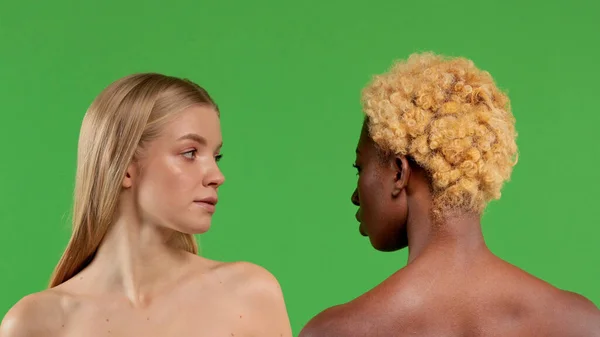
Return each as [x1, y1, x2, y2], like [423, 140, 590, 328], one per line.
[299, 122, 600, 337]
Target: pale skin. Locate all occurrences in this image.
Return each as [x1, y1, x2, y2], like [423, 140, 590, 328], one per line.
[299, 123, 600, 337]
[0, 105, 293, 337]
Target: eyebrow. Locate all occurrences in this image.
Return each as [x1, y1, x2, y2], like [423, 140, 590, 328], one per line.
[178, 133, 223, 150]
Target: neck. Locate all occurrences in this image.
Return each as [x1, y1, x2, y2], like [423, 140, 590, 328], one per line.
[406, 203, 488, 264]
[81, 205, 191, 305]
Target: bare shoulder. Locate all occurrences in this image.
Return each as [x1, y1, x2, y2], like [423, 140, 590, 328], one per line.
[202, 259, 284, 295]
[552, 290, 600, 336]
[217, 261, 288, 309]
[299, 303, 361, 337]
[0, 290, 65, 337]
[196, 259, 293, 336]
[300, 272, 416, 337]
[506, 262, 600, 334]
[186, 256, 291, 311]
[498, 263, 600, 336]
[482, 259, 600, 336]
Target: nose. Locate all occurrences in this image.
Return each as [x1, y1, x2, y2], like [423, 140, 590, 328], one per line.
[205, 165, 225, 188]
[351, 188, 359, 206]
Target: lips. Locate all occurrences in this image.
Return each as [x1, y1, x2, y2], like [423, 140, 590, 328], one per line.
[356, 210, 367, 236]
[194, 196, 218, 213]
[196, 196, 218, 205]
[359, 222, 367, 236]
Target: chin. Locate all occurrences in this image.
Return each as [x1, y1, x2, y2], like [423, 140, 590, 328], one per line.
[175, 219, 212, 235]
[369, 232, 408, 252]
[371, 241, 405, 252]
[379, 245, 407, 252]
[182, 224, 211, 235]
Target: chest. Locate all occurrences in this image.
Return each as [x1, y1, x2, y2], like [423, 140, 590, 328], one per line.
[58, 291, 254, 337]
[60, 317, 249, 337]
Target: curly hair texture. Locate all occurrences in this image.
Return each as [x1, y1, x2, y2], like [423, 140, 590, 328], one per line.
[362, 52, 518, 216]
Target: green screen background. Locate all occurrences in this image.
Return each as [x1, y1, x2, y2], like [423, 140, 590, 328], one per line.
[1, 0, 598, 334]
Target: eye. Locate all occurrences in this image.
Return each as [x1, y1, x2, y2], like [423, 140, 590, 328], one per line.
[215, 153, 223, 162]
[182, 149, 197, 160]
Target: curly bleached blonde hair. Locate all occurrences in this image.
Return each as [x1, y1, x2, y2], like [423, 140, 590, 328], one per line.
[362, 52, 518, 216]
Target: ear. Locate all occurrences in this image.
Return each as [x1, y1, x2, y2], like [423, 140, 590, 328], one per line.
[391, 156, 411, 197]
[122, 162, 137, 189]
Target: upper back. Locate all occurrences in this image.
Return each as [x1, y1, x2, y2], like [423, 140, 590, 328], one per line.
[300, 255, 600, 337]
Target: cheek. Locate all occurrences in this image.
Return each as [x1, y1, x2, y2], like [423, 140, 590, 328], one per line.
[162, 160, 197, 192]
[358, 170, 398, 233]
[358, 173, 382, 216]
[138, 159, 198, 210]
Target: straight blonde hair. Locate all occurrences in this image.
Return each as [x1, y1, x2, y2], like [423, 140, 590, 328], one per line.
[49, 73, 218, 288]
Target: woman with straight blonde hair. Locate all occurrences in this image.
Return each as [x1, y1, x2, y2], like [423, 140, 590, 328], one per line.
[0, 73, 293, 337]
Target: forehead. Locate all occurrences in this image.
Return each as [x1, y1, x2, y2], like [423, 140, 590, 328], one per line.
[162, 105, 221, 143]
[356, 123, 391, 166]
[356, 122, 375, 154]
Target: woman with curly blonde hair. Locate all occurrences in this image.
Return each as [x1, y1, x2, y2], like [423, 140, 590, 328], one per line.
[300, 52, 600, 337]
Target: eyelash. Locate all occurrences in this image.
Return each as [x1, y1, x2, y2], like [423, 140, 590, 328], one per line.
[182, 149, 223, 163]
[182, 149, 197, 160]
[352, 163, 361, 175]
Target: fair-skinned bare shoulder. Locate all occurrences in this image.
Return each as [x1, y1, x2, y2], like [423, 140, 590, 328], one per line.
[1, 260, 292, 337]
[0, 290, 64, 337]
[215, 261, 293, 337]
